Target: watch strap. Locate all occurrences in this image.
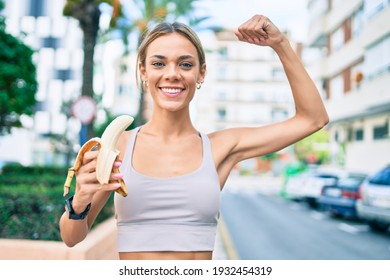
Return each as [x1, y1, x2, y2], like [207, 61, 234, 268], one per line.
[65, 195, 91, 220]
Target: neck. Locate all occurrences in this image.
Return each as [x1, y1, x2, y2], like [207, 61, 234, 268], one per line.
[143, 107, 196, 137]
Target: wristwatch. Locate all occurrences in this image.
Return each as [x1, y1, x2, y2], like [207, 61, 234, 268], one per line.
[65, 195, 91, 220]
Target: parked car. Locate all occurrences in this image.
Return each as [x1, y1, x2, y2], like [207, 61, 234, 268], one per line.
[318, 172, 368, 218]
[284, 166, 355, 207]
[356, 165, 390, 232]
[284, 170, 317, 201]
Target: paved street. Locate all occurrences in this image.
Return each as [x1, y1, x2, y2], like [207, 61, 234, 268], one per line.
[220, 175, 390, 260]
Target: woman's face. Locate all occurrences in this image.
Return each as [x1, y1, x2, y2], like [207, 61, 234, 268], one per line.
[140, 32, 206, 113]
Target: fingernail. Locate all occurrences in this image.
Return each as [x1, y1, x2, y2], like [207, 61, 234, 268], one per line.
[114, 161, 122, 167]
[113, 183, 122, 188]
[113, 173, 124, 179]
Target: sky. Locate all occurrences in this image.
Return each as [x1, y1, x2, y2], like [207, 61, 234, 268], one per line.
[118, 0, 310, 46]
[194, 0, 309, 42]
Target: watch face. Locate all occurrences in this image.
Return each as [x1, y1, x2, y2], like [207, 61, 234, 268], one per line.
[72, 96, 97, 124]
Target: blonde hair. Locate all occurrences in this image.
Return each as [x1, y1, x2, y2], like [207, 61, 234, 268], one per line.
[136, 22, 206, 85]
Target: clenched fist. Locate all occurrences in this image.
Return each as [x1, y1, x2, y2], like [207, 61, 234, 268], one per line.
[234, 15, 285, 48]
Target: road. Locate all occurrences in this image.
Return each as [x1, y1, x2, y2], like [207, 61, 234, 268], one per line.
[220, 176, 390, 260]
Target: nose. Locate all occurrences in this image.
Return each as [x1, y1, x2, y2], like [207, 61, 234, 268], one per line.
[164, 64, 181, 81]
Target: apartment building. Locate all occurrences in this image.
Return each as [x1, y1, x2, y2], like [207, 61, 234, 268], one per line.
[307, 0, 390, 173]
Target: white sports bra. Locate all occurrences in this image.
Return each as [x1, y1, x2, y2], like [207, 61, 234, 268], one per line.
[114, 127, 221, 252]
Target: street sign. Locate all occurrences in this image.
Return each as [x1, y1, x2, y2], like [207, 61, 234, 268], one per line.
[71, 96, 97, 125]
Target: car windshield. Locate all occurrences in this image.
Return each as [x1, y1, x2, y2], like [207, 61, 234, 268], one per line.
[315, 174, 339, 179]
[369, 166, 390, 186]
[338, 176, 366, 188]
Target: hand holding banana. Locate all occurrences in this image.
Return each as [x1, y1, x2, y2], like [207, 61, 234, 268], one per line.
[63, 115, 134, 197]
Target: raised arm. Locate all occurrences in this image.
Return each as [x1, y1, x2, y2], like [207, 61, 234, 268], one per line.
[210, 15, 329, 178]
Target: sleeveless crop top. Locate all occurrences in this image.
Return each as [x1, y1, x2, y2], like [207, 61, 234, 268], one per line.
[114, 127, 221, 252]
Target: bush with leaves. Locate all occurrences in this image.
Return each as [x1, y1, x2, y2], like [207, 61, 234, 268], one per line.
[0, 165, 114, 241]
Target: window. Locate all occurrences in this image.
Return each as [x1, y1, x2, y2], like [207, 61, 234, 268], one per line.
[369, 166, 390, 185]
[42, 36, 59, 49]
[352, 8, 364, 38]
[330, 26, 344, 53]
[217, 108, 227, 121]
[56, 69, 73, 81]
[364, 35, 390, 79]
[355, 128, 364, 141]
[118, 85, 124, 96]
[218, 47, 228, 59]
[29, 0, 46, 17]
[373, 123, 388, 140]
[329, 74, 343, 100]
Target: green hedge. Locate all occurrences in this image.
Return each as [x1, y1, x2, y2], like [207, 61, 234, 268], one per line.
[0, 165, 114, 241]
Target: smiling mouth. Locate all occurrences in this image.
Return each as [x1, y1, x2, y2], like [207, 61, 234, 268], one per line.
[159, 87, 185, 97]
[160, 87, 184, 94]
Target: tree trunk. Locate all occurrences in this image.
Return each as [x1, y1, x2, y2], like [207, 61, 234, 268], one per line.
[79, 4, 100, 140]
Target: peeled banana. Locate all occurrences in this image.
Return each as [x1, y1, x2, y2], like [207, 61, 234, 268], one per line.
[63, 115, 134, 197]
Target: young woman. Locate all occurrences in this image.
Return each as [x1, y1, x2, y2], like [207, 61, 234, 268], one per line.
[59, 14, 329, 260]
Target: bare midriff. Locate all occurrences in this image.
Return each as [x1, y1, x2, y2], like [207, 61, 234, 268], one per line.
[119, 251, 212, 260]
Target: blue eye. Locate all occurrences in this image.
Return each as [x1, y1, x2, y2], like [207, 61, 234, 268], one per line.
[152, 62, 164, 67]
[180, 62, 193, 69]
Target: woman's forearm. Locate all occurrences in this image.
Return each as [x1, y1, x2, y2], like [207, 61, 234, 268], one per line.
[59, 211, 89, 247]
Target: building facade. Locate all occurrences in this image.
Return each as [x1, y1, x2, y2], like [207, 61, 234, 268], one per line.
[307, 0, 390, 173]
[193, 29, 297, 173]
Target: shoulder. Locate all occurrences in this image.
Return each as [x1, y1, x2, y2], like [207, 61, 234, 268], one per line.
[207, 128, 243, 148]
[206, 128, 241, 163]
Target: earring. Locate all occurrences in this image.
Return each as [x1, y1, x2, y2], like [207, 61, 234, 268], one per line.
[143, 80, 148, 87]
[196, 82, 202, 90]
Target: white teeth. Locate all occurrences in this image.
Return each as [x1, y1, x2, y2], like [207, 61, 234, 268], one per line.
[161, 88, 182, 94]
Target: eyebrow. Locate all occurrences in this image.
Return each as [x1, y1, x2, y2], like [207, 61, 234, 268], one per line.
[150, 54, 195, 61]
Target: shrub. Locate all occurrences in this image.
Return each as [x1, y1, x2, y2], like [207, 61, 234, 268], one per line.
[0, 165, 114, 241]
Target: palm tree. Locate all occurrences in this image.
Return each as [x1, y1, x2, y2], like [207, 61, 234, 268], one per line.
[63, 0, 122, 141]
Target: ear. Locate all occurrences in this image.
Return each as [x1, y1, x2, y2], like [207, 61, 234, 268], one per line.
[139, 62, 147, 81]
[199, 63, 207, 82]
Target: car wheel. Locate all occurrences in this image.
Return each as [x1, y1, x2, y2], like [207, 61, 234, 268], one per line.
[368, 221, 389, 232]
[330, 211, 343, 219]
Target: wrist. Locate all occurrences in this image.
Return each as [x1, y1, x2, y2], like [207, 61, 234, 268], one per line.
[65, 195, 91, 220]
[271, 37, 291, 55]
[71, 196, 91, 214]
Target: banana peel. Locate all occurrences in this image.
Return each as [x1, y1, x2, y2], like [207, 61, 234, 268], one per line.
[63, 115, 134, 197]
